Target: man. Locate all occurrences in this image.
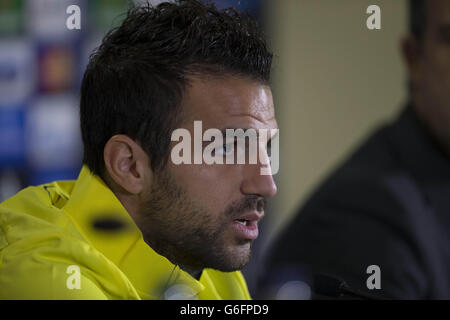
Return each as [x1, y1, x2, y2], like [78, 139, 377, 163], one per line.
[262, 0, 450, 299]
[0, 0, 277, 299]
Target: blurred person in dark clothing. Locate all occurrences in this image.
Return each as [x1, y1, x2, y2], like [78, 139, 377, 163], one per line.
[261, 0, 450, 299]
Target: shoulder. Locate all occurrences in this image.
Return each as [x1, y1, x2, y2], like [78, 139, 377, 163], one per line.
[0, 183, 138, 300]
[301, 122, 423, 225]
[0, 226, 139, 299]
[0, 180, 74, 227]
[0, 181, 78, 250]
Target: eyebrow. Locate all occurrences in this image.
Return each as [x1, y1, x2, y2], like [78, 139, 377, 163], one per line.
[219, 127, 279, 143]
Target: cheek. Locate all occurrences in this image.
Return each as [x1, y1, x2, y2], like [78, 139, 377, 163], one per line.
[169, 163, 242, 212]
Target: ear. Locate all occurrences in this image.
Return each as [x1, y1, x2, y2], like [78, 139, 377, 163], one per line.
[401, 34, 423, 91]
[103, 135, 152, 194]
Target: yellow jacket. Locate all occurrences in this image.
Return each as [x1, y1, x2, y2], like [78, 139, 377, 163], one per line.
[0, 166, 251, 300]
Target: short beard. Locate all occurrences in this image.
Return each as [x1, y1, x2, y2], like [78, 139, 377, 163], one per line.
[137, 168, 264, 275]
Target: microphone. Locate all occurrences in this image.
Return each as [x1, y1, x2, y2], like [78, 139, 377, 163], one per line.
[313, 273, 384, 300]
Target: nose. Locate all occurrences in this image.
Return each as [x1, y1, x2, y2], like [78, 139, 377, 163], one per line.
[240, 161, 278, 199]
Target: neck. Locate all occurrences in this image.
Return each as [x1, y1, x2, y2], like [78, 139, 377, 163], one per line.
[179, 265, 203, 280]
[106, 178, 204, 281]
[141, 232, 204, 281]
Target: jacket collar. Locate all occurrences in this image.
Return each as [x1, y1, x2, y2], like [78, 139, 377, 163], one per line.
[63, 165, 205, 299]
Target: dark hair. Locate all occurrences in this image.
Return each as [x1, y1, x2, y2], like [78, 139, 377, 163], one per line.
[410, 0, 426, 41]
[80, 0, 273, 177]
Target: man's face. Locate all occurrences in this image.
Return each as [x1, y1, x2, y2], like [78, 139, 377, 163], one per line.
[412, 0, 450, 141]
[139, 75, 278, 274]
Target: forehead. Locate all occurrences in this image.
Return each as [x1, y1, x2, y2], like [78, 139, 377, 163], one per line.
[180, 75, 276, 130]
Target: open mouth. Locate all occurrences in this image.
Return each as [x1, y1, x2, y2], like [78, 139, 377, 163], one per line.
[235, 219, 249, 226]
[231, 214, 262, 240]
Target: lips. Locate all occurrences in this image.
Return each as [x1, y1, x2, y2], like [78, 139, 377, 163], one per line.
[234, 212, 263, 224]
[232, 212, 264, 240]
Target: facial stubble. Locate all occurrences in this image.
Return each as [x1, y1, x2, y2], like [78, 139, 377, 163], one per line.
[138, 169, 264, 275]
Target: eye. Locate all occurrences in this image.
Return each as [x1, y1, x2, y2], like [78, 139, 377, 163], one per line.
[216, 141, 235, 156]
[223, 142, 235, 155]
